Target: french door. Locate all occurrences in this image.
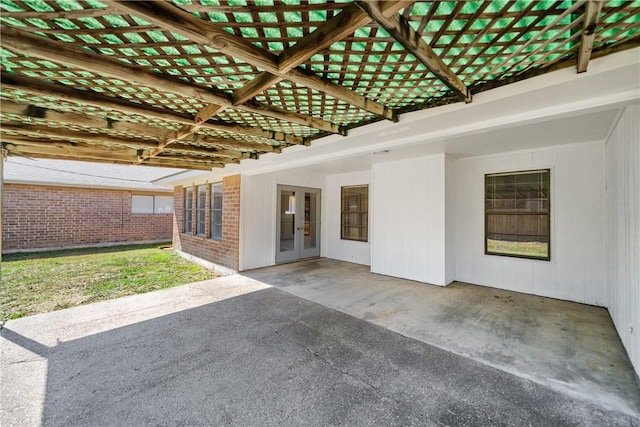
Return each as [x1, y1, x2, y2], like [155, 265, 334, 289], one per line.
[275, 185, 321, 263]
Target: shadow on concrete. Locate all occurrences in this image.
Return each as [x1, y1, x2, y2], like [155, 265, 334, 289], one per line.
[2, 287, 638, 426]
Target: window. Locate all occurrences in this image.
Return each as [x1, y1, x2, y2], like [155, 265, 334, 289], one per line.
[210, 182, 223, 241]
[154, 196, 174, 214]
[184, 188, 194, 233]
[132, 195, 174, 214]
[196, 184, 207, 236]
[341, 185, 368, 242]
[485, 169, 550, 260]
[131, 195, 154, 214]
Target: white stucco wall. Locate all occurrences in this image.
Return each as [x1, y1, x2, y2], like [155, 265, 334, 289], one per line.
[605, 103, 640, 377]
[240, 169, 325, 271]
[323, 171, 371, 266]
[455, 142, 607, 306]
[371, 153, 450, 286]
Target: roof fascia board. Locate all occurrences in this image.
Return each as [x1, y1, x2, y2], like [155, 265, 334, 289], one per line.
[4, 179, 174, 193]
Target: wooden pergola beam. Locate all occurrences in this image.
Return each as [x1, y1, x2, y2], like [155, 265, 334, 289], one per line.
[232, 1, 409, 107]
[3, 133, 243, 160]
[0, 124, 246, 160]
[1, 26, 341, 134]
[577, 0, 603, 73]
[0, 73, 302, 147]
[277, 1, 411, 73]
[0, 99, 168, 140]
[113, 1, 397, 123]
[355, 0, 471, 103]
[5, 148, 218, 170]
[2, 139, 230, 170]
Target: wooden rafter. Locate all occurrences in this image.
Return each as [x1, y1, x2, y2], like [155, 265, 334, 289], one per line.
[0, 26, 341, 135]
[112, 1, 398, 122]
[3, 132, 244, 159]
[232, 1, 409, 108]
[0, 100, 274, 158]
[4, 145, 218, 170]
[0, 72, 303, 146]
[0, 123, 239, 161]
[2, 136, 231, 169]
[355, 0, 471, 102]
[139, 3, 407, 163]
[577, 0, 604, 73]
[2, 134, 232, 171]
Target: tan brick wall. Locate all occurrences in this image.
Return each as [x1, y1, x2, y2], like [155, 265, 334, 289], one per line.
[2, 184, 173, 252]
[173, 174, 240, 271]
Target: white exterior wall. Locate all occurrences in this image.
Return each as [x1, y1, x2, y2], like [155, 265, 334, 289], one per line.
[371, 153, 450, 286]
[240, 169, 325, 271]
[455, 143, 607, 306]
[324, 171, 371, 266]
[605, 103, 640, 376]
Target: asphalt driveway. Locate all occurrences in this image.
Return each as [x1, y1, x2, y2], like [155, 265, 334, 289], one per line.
[1, 275, 637, 426]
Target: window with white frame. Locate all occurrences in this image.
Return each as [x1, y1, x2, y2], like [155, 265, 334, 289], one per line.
[132, 195, 174, 214]
[184, 187, 193, 233]
[196, 184, 207, 236]
[210, 182, 223, 241]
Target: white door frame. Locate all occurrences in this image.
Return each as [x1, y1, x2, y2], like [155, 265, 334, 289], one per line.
[275, 185, 321, 263]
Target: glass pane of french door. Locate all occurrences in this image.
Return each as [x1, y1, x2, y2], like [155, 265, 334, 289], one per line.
[303, 191, 318, 250]
[279, 189, 295, 253]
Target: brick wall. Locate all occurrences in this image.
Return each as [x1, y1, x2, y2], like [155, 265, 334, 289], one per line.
[2, 184, 173, 252]
[173, 174, 240, 271]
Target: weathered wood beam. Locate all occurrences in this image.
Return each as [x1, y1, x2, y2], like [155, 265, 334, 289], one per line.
[113, 1, 397, 122]
[137, 103, 227, 164]
[355, 0, 471, 103]
[5, 148, 217, 170]
[0, 99, 167, 140]
[1, 124, 159, 150]
[3, 132, 243, 160]
[3, 140, 137, 160]
[0, 73, 304, 145]
[232, 1, 409, 107]
[0, 123, 245, 159]
[2, 140, 229, 170]
[577, 0, 603, 73]
[278, 1, 411, 73]
[1, 26, 340, 134]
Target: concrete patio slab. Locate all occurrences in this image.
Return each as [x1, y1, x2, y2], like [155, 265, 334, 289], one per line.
[1, 269, 639, 426]
[244, 258, 640, 418]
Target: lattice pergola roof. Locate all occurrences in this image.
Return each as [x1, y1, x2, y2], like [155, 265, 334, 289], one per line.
[1, 1, 638, 170]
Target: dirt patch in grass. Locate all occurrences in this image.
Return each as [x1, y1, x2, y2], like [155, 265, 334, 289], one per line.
[0, 243, 216, 322]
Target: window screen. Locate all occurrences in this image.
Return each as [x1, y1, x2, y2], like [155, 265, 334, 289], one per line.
[485, 169, 550, 260]
[196, 185, 207, 236]
[341, 185, 368, 242]
[184, 187, 193, 233]
[131, 195, 154, 214]
[210, 182, 223, 241]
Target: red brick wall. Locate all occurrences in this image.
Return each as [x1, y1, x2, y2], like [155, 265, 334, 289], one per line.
[2, 184, 173, 252]
[173, 174, 240, 271]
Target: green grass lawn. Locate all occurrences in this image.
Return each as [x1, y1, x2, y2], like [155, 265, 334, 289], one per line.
[487, 239, 548, 259]
[0, 243, 216, 322]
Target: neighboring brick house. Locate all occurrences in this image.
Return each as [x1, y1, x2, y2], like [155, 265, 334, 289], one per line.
[2, 158, 182, 252]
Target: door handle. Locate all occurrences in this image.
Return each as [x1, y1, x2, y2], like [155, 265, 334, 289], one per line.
[296, 226, 303, 231]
